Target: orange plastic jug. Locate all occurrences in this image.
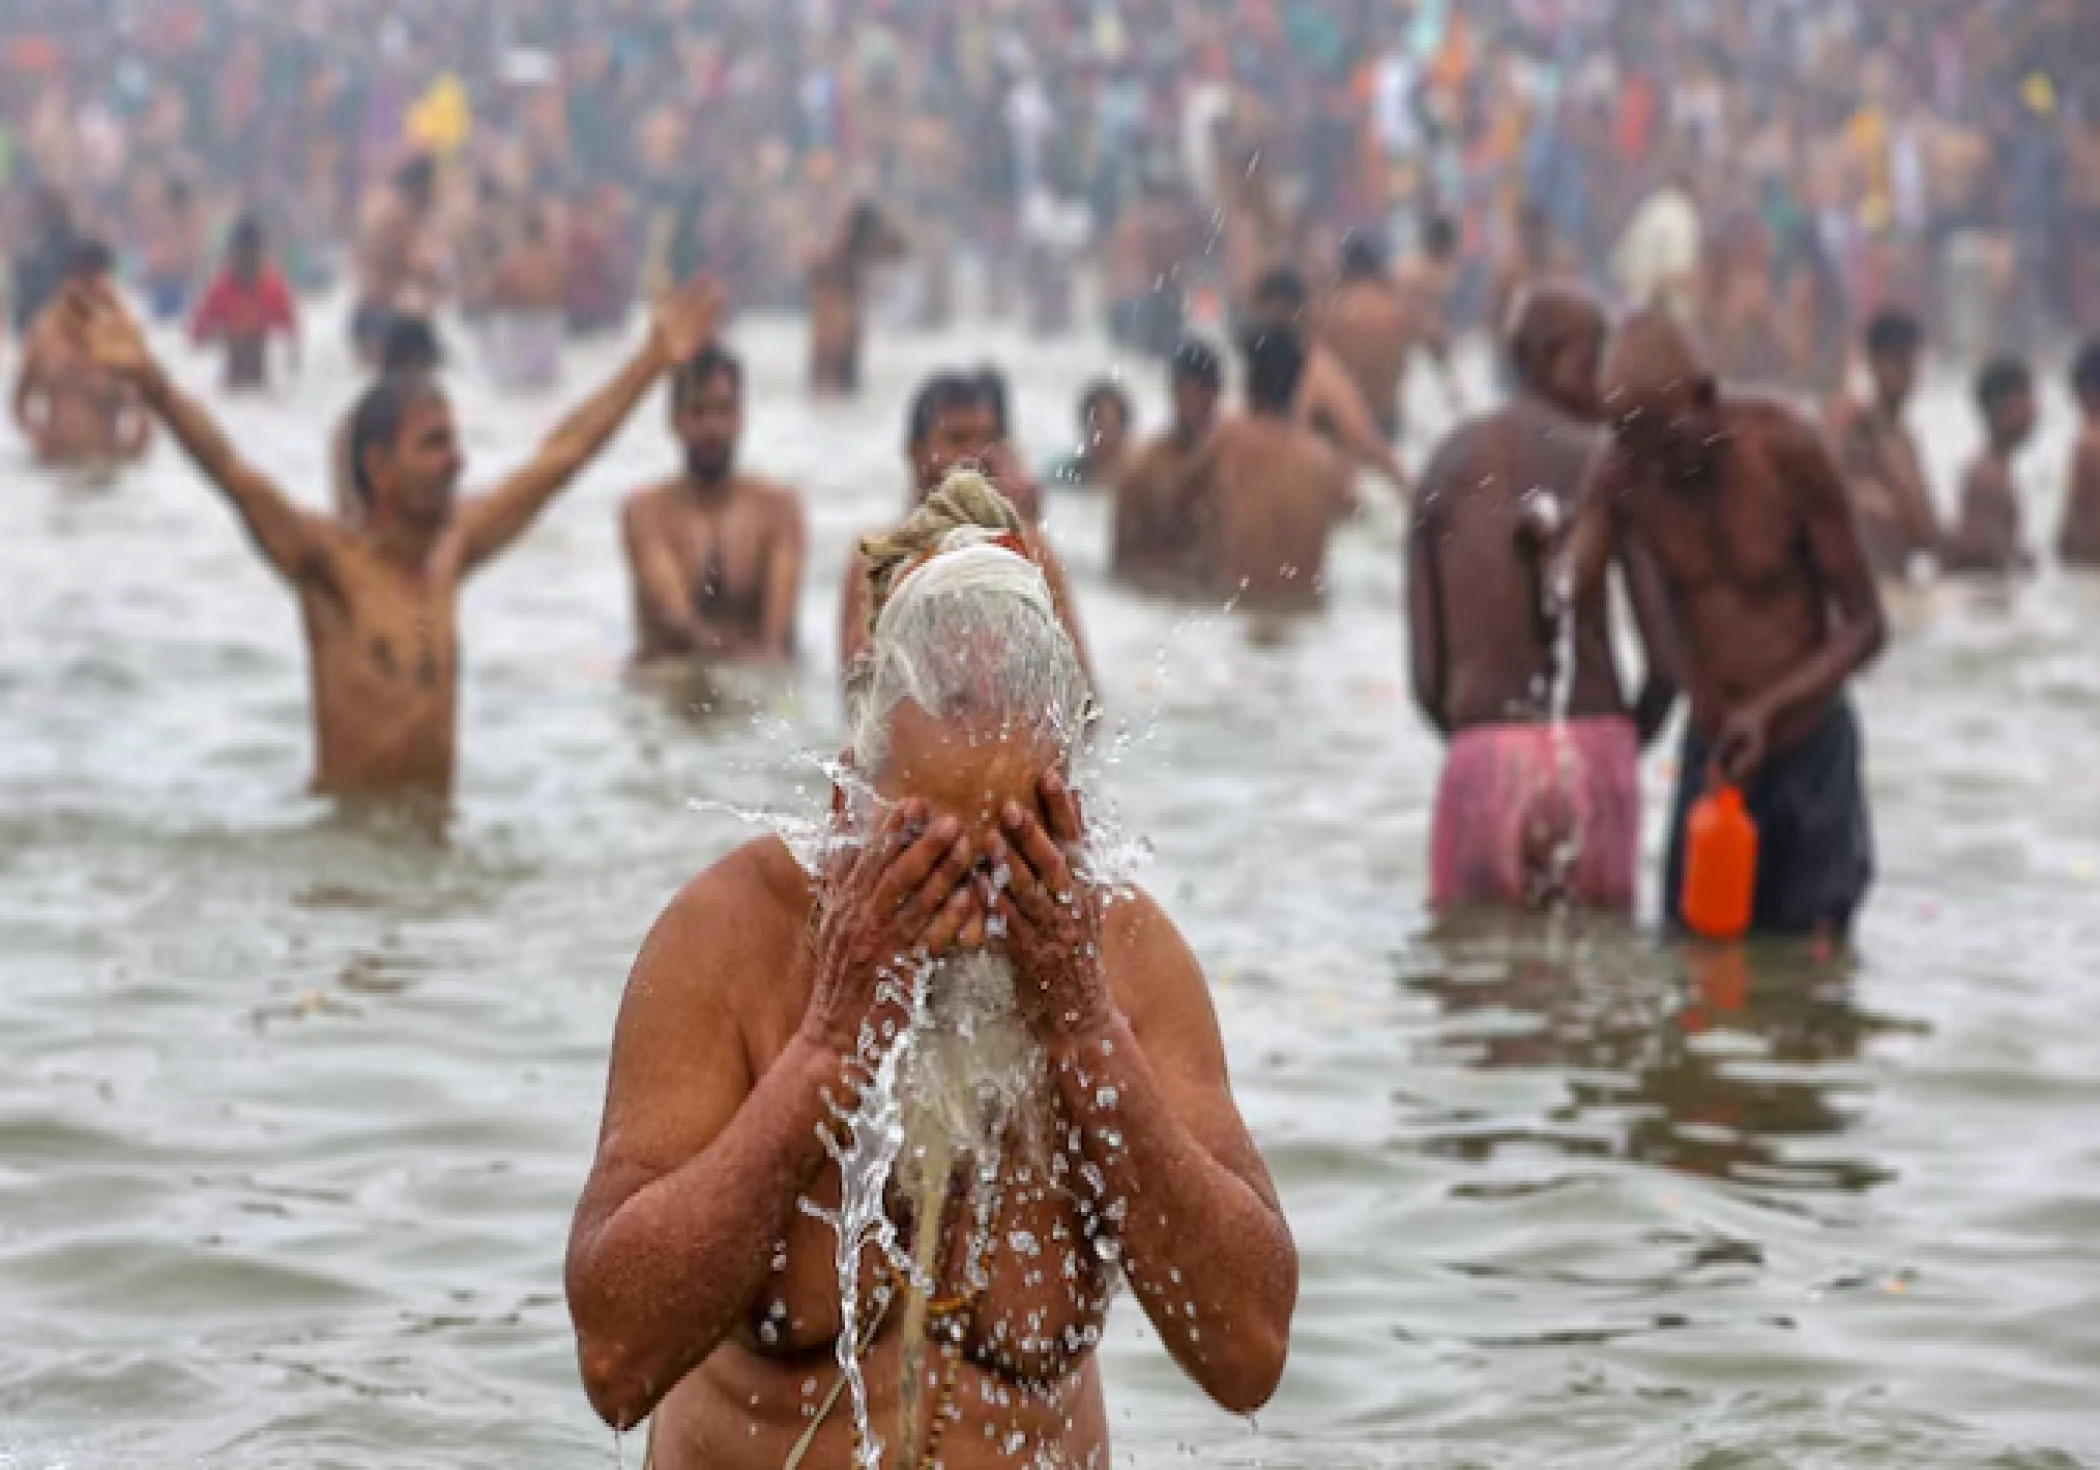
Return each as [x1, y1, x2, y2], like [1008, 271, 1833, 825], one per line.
[1681, 785, 1758, 941]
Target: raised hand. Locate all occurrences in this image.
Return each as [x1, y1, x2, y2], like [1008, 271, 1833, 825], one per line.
[62, 281, 156, 383]
[801, 799, 980, 1059]
[985, 772, 1111, 1043]
[650, 274, 726, 368]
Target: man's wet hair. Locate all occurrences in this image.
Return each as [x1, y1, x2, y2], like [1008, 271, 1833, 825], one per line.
[1864, 308, 1923, 358]
[1171, 338, 1223, 392]
[2070, 340, 2100, 406]
[674, 343, 742, 405]
[975, 365, 1012, 438]
[1422, 214, 1461, 259]
[379, 316, 443, 374]
[1339, 233, 1387, 279]
[230, 214, 265, 256]
[906, 371, 992, 449]
[347, 372, 444, 506]
[1240, 324, 1307, 415]
[1079, 378, 1131, 428]
[68, 237, 115, 279]
[1252, 267, 1310, 315]
[1974, 357, 2034, 417]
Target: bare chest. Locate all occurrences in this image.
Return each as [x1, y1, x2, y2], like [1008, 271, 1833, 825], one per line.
[1632, 460, 1805, 604]
[303, 562, 461, 715]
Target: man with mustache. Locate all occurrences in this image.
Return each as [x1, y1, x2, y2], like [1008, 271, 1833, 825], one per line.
[567, 472, 1296, 1467]
[621, 343, 807, 668]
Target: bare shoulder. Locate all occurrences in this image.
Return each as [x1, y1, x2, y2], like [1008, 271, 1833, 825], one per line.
[744, 475, 809, 523]
[1101, 885, 1213, 1035]
[1733, 393, 1841, 485]
[638, 838, 813, 992]
[1732, 391, 1826, 449]
[1415, 413, 1501, 511]
[1961, 455, 2009, 498]
[621, 479, 682, 525]
[1118, 437, 1173, 490]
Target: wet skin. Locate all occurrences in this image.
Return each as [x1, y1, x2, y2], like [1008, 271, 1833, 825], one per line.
[1569, 311, 1887, 783]
[565, 705, 1295, 1468]
[624, 371, 807, 666]
[1410, 288, 1675, 742]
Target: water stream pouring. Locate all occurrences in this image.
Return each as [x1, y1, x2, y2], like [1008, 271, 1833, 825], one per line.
[1523, 488, 1585, 912]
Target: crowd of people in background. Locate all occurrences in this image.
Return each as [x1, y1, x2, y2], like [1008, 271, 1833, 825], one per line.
[3, 0, 2098, 378]
[8, 0, 2100, 921]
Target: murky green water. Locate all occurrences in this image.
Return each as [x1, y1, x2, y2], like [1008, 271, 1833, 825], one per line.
[3, 312, 2097, 1468]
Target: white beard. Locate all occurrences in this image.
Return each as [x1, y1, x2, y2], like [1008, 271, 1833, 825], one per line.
[894, 951, 1049, 1208]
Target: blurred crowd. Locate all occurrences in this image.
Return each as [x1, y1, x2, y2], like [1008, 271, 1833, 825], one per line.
[3, 0, 2097, 380]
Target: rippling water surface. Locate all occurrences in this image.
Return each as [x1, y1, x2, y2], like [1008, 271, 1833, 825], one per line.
[3, 309, 2098, 1469]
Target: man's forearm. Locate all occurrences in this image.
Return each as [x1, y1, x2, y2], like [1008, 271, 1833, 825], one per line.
[1049, 1013, 1293, 1413]
[568, 1035, 849, 1429]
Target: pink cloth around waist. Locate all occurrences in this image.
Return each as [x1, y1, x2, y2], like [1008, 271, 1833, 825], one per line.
[1430, 715, 1640, 913]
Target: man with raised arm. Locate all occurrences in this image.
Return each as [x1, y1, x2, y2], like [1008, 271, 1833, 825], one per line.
[567, 472, 1296, 1468]
[60, 275, 724, 801]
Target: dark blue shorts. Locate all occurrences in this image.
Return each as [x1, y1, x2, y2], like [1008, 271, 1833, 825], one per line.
[1663, 699, 1875, 938]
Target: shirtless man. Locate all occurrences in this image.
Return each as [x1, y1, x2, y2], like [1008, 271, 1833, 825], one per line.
[1249, 269, 1409, 496]
[61, 274, 724, 801]
[1319, 234, 1459, 450]
[13, 242, 152, 468]
[566, 474, 1295, 1468]
[1180, 325, 1353, 611]
[1113, 339, 1223, 595]
[1571, 309, 1887, 938]
[1825, 310, 1940, 579]
[838, 372, 1090, 680]
[189, 217, 300, 392]
[622, 344, 806, 667]
[1410, 286, 1676, 913]
[1943, 358, 2038, 577]
[352, 154, 446, 367]
[2060, 341, 2100, 568]
[808, 200, 907, 397]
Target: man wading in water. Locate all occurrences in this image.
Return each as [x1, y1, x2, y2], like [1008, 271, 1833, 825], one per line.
[58, 274, 725, 802]
[1569, 308, 1887, 938]
[566, 472, 1296, 1468]
[1410, 285, 1675, 912]
[622, 343, 807, 668]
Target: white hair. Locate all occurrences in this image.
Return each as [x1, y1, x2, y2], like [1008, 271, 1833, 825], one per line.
[846, 472, 1093, 774]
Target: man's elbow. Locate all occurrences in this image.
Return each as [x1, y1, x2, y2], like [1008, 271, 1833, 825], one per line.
[575, 1328, 656, 1431]
[1197, 1312, 1291, 1414]
[567, 1247, 662, 1430]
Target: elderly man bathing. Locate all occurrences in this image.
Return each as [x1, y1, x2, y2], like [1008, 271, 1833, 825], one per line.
[566, 472, 1297, 1467]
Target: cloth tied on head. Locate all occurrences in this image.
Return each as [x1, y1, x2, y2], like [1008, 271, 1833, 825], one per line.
[873, 527, 1051, 644]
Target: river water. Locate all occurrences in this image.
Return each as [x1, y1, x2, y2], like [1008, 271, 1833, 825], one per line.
[3, 309, 2097, 1470]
